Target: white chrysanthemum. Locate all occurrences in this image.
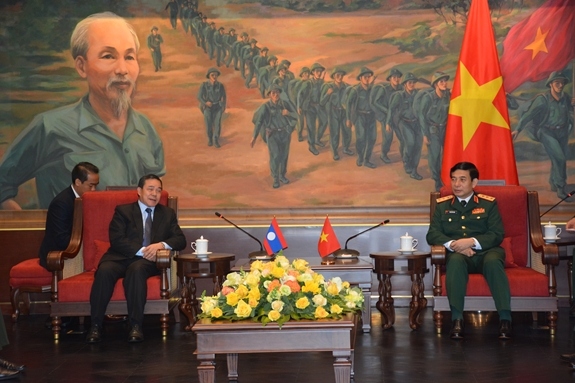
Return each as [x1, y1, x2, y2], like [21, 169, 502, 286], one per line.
[271, 300, 285, 312]
[312, 294, 327, 307]
[223, 272, 243, 287]
[200, 297, 218, 313]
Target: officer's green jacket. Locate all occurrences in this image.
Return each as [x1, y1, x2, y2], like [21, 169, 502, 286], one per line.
[426, 193, 504, 252]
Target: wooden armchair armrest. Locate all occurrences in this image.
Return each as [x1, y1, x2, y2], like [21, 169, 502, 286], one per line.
[155, 249, 172, 269]
[430, 244, 447, 265]
[46, 198, 83, 272]
[527, 191, 559, 267]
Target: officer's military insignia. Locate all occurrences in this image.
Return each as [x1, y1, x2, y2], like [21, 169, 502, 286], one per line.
[477, 193, 495, 202]
[472, 208, 485, 214]
[436, 195, 453, 203]
[444, 210, 457, 214]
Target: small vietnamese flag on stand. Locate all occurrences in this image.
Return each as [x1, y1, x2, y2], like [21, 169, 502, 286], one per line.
[263, 217, 288, 256]
[318, 217, 341, 258]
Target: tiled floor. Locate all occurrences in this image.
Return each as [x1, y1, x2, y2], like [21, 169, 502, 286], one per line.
[2, 307, 575, 382]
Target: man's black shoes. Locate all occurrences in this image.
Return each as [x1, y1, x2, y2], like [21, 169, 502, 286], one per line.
[450, 319, 464, 339]
[128, 324, 144, 343]
[0, 367, 19, 381]
[86, 324, 102, 343]
[499, 320, 512, 340]
[561, 353, 575, 362]
[0, 359, 24, 372]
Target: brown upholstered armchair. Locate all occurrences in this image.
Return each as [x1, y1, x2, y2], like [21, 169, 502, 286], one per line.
[46, 190, 180, 340]
[430, 185, 558, 334]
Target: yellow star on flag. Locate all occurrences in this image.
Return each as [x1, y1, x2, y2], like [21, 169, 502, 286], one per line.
[524, 27, 548, 59]
[320, 232, 329, 242]
[449, 62, 509, 149]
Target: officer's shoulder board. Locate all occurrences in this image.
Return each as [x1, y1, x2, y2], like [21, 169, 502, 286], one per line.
[477, 193, 496, 202]
[436, 195, 454, 203]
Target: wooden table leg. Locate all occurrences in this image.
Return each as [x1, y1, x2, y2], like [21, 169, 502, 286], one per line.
[380, 274, 395, 329]
[179, 275, 197, 331]
[409, 272, 422, 330]
[227, 353, 238, 381]
[197, 354, 216, 383]
[332, 351, 351, 383]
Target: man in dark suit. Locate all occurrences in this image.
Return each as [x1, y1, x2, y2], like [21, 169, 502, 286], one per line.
[86, 174, 186, 343]
[39, 162, 100, 269]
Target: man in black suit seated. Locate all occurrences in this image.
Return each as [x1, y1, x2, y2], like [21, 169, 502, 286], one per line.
[39, 161, 100, 269]
[86, 174, 186, 343]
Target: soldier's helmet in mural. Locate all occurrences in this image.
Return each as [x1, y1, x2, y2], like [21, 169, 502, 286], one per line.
[386, 68, 403, 81]
[268, 55, 277, 63]
[206, 67, 220, 78]
[401, 72, 418, 85]
[299, 67, 311, 77]
[276, 64, 288, 74]
[310, 62, 325, 72]
[431, 71, 450, 87]
[260, 47, 269, 53]
[331, 67, 347, 79]
[356, 67, 374, 80]
[280, 59, 291, 67]
[267, 84, 283, 96]
[545, 70, 570, 87]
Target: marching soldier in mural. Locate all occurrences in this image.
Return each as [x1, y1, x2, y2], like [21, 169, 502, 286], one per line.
[280, 59, 295, 81]
[190, 11, 203, 47]
[0, 12, 165, 210]
[370, 68, 403, 164]
[288, 67, 310, 142]
[242, 38, 260, 89]
[198, 68, 226, 148]
[147, 26, 164, 72]
[346, 67, 377, 168]
[223, 28, 237, 67]
[205, 22, 217, 61]
[258, 55, 278, 98]
[199, 15, 208, 53]
[228, 32, 248, 70]
[417, 71, 451, 191]
[320, 67, 352, 161]
[253, 47, 269, 73]
[272, 64, 293, 108]
[298, 62, 327, 156]
[387, 72, 423, 180]
[250, 85, 298, 189]
[512, 70, 575, 199]
[214, 26, 226, 67]
[180, 2, 190, 34]
[164, 0, 179, 30]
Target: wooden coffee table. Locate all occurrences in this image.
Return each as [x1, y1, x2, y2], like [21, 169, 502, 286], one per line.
[192, 313, 358, 383]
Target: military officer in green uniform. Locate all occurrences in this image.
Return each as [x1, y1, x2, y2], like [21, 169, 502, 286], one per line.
[426, 162, 512, 340]
[417, 72, 451, 191]
[512, 70, 575, 199]
[370, 68, 403, 164]
[250, 85, 298, 189]
[387, 73, 423, 180]
[346, 67, 377, 168]
[320, 67, 352, 161]
[190, 12, 203, 47]
[298, 62, 327, 155]
[253, 47, 269, 72]
[198, 68, 226, 148]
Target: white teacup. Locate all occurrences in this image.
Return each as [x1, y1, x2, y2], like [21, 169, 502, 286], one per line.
[543, 222, 561, 239]
[400, 233, 418, 251]
[191, 236, 209, 254]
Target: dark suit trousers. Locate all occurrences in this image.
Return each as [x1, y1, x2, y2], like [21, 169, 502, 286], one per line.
[90, 257, 160, 327]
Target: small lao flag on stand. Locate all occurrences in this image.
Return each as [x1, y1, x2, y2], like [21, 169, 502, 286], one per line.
[263, 217, 288, 256]
[318, 217, 341, 258]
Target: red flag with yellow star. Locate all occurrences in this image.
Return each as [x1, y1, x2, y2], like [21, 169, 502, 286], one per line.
[441, 0, 519, 186]
[500, 0, 575, 93]
[318, 217, 341, 258]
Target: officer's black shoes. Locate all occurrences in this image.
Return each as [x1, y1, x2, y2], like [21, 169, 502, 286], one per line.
[450, 319, 464, 339]
[498, 320, 512, 340]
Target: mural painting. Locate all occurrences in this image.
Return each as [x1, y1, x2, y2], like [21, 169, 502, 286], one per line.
[0, 0, 573, 211]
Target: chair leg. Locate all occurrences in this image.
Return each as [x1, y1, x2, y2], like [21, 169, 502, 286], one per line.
[160, 313, 170, 337]
[434, 310, 443, 334]
[10, 287, 21, 322]
[549, 311, 557, 335]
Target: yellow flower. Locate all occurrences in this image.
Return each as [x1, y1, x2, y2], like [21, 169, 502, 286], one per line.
[271, 265, 285, 279]
[244, 272, 260, 288]
[226, 292, 239, 306]
[330, 304, 343, 314]
[234, 300, 252, 318]
[248, 288, 261, 301]
[342, 281, 350, 289]
[326, 282, 340, 296]
[302, 280, 321, 295]
[236, 285, 249, 299]
[250, 260, 265, 271]
[271, 300, 284, 312]
[296, 297, 310, 310]
[314, 306, 329, 319]
[210, 307, 223, 318]
[248, 297, 259, 308]
[292, 259, 309, 272]
[268, 310, 281, 322]
[200, 297, 217, 313]
[276, 255, 290, 269]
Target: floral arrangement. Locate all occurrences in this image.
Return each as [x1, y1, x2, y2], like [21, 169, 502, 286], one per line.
[199, 255, 364, 326]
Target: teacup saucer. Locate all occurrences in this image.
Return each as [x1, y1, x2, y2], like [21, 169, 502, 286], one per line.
[192, 251, 212, 256]
[398, 249, 416, 254]
[543, 237, 559, 242]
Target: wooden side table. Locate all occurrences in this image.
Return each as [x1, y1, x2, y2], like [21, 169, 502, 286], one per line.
[174, 252, 235, 330]
[369, 251, 430, 330]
